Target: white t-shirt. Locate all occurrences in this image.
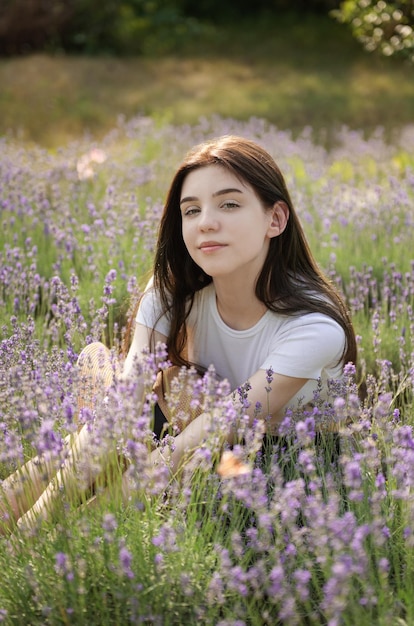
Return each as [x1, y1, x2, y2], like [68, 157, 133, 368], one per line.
[136, 282, 345, 409]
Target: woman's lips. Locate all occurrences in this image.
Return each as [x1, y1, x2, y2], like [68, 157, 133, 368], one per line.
[198, 242, 227, 253]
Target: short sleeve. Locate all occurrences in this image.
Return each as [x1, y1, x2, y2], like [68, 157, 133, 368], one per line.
[260, 314, 345, 380]
[136, 287, 171, 336]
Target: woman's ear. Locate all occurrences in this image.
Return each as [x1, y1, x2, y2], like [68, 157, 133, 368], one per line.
[267, 201, 289, 238]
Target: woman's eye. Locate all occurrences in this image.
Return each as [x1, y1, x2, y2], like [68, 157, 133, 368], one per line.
[221, 201, 239, 210]
[183, 206, 200, 216]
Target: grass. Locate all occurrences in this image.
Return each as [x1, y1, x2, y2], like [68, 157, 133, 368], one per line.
[1, 13, 414, 147]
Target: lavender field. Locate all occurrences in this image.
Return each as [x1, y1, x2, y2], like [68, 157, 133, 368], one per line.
[1, 116, 414, 625]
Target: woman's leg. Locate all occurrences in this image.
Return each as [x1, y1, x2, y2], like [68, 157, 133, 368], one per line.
[16, 423, 121, 529]
[1, 342, 117, 534]
[0, 434, 74, 534]
[75, 342, 119, 421]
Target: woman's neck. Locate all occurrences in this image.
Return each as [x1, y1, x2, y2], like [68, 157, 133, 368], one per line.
[213, 279, 268, 331]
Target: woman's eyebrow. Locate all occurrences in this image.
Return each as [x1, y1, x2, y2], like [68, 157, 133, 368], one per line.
[212, 187, 243, 197]
[180, 188, 243, 205]
[180, 195, 198, 206]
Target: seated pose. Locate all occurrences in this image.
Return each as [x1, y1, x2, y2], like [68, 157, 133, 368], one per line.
[0, 135, 356, 534]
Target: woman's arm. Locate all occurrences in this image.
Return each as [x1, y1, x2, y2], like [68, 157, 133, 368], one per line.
[151, 371, 309, 476]
[119, 323, 168, 382]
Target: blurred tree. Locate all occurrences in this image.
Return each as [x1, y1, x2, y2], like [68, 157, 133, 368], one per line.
[180, 0, 341, 18]
[332, 0, 414, 62]
[0, 0, 199, 55]
[103, 0, 202, 55]
[59, 0, 119, 53]
[9, 0, 405, 58]
[0, 0, 72, 54]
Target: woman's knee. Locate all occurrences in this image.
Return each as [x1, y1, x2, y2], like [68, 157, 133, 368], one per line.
[77, 342, 118, 384]
[76, 343, 119, 418]
[77, 342, 110, 367]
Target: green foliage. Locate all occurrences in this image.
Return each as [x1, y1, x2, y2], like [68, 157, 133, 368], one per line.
[0, 0, 208, 56]
[109, 1, 204, 55]
[63, 0, 205, 55]
[0, 0, 364, 57]
[3, 0, 413, 62]
[332, 0, 414, 62]
[0, 0, 210, 55]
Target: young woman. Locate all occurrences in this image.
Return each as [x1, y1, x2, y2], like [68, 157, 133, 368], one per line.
[1, 135, 356, 533]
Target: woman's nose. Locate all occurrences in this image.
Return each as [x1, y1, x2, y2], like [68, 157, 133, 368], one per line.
[198, 208, 219, 231]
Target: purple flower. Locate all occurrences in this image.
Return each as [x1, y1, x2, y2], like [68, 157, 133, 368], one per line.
[266, 366, 274, 386]
[267, 565, 284, 597]
[343, 362, 356, 377]
[119, 542, 134, 579]
[152, 523, 178, 552]
[207, 571, 225, 606]
[55, 552, 74, 582]
[393, 425, 414, 449]
[102, 513, 118, 542]
[295, 417, 315, 443]
[36, 418, 64, 458]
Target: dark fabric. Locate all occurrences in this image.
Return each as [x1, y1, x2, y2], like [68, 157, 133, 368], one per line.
[259, 431, 346, 513]
[153, 403, 169, 440]
[259, 432, 342, 474]
[261, 431, 341, 458]
[153, 404, 342, 465]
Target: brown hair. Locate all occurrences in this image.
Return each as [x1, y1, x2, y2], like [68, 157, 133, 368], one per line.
[149, 135, 356, 368]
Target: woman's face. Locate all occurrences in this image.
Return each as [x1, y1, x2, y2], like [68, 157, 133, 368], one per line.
[179, 165, 283, 283]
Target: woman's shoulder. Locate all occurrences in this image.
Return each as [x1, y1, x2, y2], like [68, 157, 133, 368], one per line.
[290, 309, 343, 329]
[279, 310, 344, 328]
[267, 309, 345, 347]
[136, 279, 171, 331]
[263, 310, 345, 379]
[138, 279, 161, 308]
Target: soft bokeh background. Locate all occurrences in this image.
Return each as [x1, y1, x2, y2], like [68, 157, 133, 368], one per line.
[0, 0, 413, 147]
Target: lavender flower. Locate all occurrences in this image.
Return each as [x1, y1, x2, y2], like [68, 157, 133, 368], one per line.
[118, 540, 134, 579]
[102, 513, 118, 543]
[0, 119, 414, 624]
[54, 552, 74, 582]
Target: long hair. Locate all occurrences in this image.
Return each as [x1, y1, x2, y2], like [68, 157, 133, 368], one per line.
[152, 135, 356, 368]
